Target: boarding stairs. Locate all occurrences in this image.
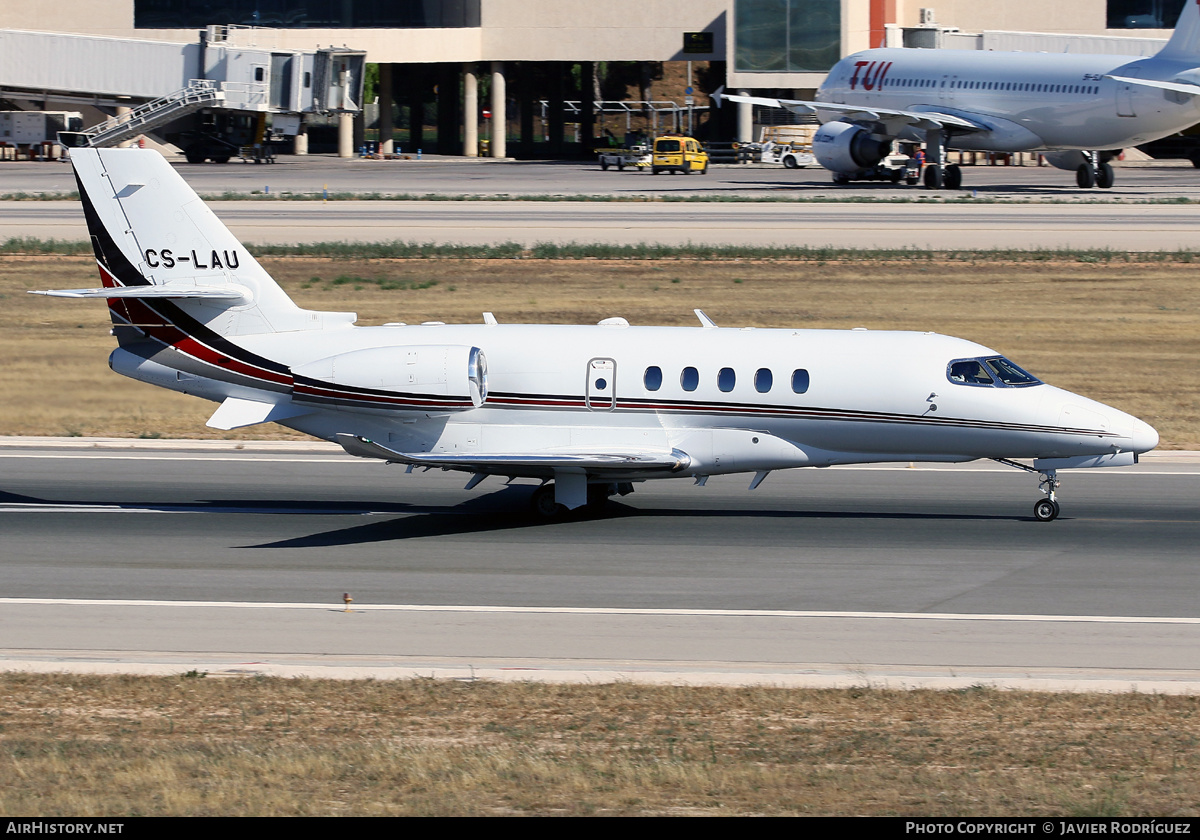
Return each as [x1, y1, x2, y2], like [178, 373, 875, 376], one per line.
[70, 79, 266, 148]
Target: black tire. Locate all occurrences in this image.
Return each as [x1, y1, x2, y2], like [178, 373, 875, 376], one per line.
[905, 175, 919, 186]
[700, 163, 708, 175]
[651, 167, 660, 175]
[1190, 152, 1200, 169]
[832, 172, 851, 185]
[211, 156, 230, 164]
[601, 160, 610, 171]
[1033, 499, 1060, 522]
[783, 155, 799, 169]
[1096, 162, 1114, 189]
[184, 147, 205, 164]
[1076, 164, 1096, 189]
[531, 484, 564, 519]
[617, 161, 625, 171]
[944, 164, 962, 190]
[923, 165, 943, 189]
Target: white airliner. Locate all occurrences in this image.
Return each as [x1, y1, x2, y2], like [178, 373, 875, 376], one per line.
[34, 148, 1157, 520]
[719, 1, 1200, 189]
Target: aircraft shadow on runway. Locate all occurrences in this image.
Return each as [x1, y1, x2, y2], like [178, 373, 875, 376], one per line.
[0, 487, 1035, 552]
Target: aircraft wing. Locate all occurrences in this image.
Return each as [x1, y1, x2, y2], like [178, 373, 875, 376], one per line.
[334, 433, 690, 477]
[716, 90, 984, 133]
[1105, 74, 1200, 97]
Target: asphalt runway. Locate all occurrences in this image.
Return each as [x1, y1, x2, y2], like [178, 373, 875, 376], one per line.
[9, 199, 1200, 250]
[5, 155, 1200, 200]
[3, 441, 1200, 689]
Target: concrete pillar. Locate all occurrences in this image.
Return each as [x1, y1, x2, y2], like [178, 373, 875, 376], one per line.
[463, 64, 478, 157]
[736, 88, 754, 144]
[338, 112, 354, 158]
[490, 61, 506, 158]
[115, 106, 133, 148]
[378, 63, 394, 155]
[293, 117, 308, 155]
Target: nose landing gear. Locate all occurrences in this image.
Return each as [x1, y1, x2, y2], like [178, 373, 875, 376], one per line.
[1033, 470, 1061, 521]
[994, 458, 1062, 521]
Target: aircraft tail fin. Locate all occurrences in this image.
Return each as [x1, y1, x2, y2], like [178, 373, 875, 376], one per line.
[68, 148, 354, 344]
[1157, 1, 1200, 60]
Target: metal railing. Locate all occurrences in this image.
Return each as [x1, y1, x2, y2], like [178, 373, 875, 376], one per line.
[74, 80, 225, 148]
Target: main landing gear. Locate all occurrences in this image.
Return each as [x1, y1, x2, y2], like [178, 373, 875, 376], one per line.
[1076, 152, 1114, 189]
[529, 481, 635, 519]
[994, 458, 1061, 521]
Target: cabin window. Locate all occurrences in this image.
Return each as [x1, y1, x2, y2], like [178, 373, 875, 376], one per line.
[681, 366, 699, 392]
[644, 366, 663, 391]
[718, 367, 736, 392]
[791, 369, 810, 394]
[754, 368, 773, 393]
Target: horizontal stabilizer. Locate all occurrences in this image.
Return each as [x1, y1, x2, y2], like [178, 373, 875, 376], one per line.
[206, 397, 311, 430]
[29, 286, 247, 301]
[1104, 75, 1200, 97]
[334, 433, 690, 475]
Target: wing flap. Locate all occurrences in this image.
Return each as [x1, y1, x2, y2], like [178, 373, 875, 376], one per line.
[333, 433, 690, 475]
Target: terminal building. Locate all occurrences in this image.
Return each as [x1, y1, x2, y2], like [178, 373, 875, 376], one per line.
[0, 1, 1186, 158]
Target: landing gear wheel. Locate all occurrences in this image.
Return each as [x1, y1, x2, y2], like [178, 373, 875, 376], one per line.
[923, 165, 944, 189]
[783, 155, 799, 169]
[832, 172, 851, 185]
[1096, 162, 1114, 189]
[1033, 498, 1060, 522]
[944, 164, 962, 190]
[1076, 164, 1096, 189]
[531, 484, 565, 519]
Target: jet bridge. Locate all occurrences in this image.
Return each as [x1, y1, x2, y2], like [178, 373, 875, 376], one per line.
[0, 26, 364, 155]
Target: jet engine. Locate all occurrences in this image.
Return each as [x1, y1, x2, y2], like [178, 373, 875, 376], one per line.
[291, 344, 488, 412]
[813, 121, 893, 173]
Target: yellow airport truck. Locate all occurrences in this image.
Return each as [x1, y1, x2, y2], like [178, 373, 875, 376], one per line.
[651, 135, 709, 175]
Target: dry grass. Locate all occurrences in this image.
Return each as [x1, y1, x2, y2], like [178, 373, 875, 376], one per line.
[2, 255, 1196, 446]
[0, 674, 1198, 816]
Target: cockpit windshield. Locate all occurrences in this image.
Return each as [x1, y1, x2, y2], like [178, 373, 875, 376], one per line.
[947, 356, 1041, 388]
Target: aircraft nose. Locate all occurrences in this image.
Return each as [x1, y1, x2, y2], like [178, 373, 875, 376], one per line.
[1129, 415, 1159, 454]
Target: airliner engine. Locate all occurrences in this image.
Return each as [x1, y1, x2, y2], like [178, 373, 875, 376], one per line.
[812, 121, 893, 173]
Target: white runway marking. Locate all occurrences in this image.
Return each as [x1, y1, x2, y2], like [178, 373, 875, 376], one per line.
[4, 597, 1199, 625]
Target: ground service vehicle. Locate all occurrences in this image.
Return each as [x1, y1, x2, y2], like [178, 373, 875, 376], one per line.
[651, 135, 709, 175]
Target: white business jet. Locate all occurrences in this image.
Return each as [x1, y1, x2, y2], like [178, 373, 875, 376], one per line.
[719, 1, 1200, 189]
[33, 148, 1157, 520]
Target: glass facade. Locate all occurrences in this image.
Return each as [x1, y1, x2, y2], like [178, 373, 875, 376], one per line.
[135, 0, 481, 29]
[735, 0, 841, 73]
[1106, 0, 1185, 28]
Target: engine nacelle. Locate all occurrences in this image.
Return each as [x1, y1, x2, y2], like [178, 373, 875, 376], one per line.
[1043, 151, 1088, 172]
[291, 344, 488, 413]
[813, 121, 892, 172]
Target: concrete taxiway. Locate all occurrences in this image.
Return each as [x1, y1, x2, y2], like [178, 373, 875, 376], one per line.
[2, 440, 1198, 690]
[9, 199, 1200, 251]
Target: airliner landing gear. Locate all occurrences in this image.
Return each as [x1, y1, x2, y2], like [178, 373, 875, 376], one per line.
[994, 458, 1062, 521]
[1076, 152, 1114, 190]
